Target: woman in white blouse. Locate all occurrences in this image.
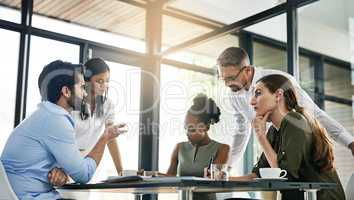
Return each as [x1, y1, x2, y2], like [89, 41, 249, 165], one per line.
[72, 58, 124, 175]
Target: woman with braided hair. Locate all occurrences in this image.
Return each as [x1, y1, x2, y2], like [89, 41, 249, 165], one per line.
[230, 74, 345, 200]
[166, 94, 230, 200]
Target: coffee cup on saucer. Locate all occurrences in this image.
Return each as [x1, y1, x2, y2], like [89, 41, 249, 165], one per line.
[259, 168, 287, 178]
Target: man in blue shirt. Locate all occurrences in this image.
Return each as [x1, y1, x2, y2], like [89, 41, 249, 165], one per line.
[1, 60, 122, 200]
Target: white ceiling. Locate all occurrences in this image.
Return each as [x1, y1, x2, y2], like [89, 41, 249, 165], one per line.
[168, 0, 354, 32]
[168, 0, 283, 24]
[168, 0, 354, 61]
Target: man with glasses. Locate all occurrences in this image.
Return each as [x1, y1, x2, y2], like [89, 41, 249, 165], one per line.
[217, 47, 354, 166]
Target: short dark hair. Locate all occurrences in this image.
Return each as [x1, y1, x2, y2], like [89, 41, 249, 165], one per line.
[217, 47, 250, 68]
[38, 60, 84, 104]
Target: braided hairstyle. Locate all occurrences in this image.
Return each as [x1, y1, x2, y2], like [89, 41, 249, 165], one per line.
[188, 94, 221, 127]
[257, 74, 334, 172]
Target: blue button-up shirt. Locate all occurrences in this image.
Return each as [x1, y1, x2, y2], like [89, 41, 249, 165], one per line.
[1, 101, 97, 200]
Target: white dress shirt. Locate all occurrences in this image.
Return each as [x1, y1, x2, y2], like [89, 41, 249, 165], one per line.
[228, 67, 354, 165]
[72, 98, 116, 157]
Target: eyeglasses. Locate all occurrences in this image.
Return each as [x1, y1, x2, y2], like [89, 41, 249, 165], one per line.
[219, 66, 247, 83]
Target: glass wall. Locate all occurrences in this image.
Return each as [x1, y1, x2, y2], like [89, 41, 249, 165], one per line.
[299, 0, 354, 188]
[0, 0, 353, 196]
[324, 62, 354, 100]
[90, 61, 141, 183]
[253, 41, 286, 71]
[164, 33, 239, 69]
[323, 61, 354, 187]
[0, 2, 21, 23]
[26, 36, 80, 116]
[158, 64, 239, 199]
[0, 29, 19, 153]
[324, 101, 354, 187]
[159, 65, 235, 172]
[253, 41, 314, 97]
[299, 55, 314, 97]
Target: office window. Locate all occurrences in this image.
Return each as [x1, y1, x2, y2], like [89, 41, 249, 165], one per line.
[159, 64, 237, 199]
[0, 29, 19, 153]
[0, 3, 21, 23]
[159, 65, 236, 172]
[253, 42, 315, 98]
[253, 41, 286, 72]
[165, 35, 239, 69]
[299, 55, 315, 99]
[26, 36, 80, 116]
[324, 62, 354, 100]
[91, 61, 141, 182]
[324, 101, 354, 188]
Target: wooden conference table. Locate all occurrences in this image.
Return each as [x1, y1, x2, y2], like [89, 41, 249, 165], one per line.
[58, 176, 337, 200]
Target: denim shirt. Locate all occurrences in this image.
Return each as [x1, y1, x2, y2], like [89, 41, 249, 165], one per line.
[1, 101, 97, 200]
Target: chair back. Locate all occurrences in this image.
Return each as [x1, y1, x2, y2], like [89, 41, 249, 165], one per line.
[0, 161, 18, 200]
[346, 172, 354, 200]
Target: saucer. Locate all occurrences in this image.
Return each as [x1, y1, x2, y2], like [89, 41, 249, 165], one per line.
[254, 177, 288, 181]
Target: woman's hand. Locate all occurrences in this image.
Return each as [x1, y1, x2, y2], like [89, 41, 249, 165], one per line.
[203, 167, 211, 178]
[252, 112, 278, 168]
[48, 167, 68, 186]
[252, 112, 271, 138]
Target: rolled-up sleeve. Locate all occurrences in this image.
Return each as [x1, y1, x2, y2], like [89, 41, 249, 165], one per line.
[43, 117, 97, 183]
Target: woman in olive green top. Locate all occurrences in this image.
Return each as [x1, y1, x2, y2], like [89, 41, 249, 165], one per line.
[166, 94, 230, 200]
[230, 74, 345, 200]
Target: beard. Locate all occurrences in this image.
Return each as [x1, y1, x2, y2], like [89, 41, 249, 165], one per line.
[230, 85, 242, 92]
[68, 95, 85, 111]
[229, 83, 245, 92]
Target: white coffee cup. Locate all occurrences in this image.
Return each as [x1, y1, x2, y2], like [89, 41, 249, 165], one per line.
[259, 168, 287, 178]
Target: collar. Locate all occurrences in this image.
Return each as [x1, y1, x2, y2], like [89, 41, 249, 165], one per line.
[39, 101, 70, 115]
[249, 66, 262, 91]
[39, 101, 75, 128]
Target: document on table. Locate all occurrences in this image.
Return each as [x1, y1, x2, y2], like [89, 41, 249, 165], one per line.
[101, 176, 210, 183]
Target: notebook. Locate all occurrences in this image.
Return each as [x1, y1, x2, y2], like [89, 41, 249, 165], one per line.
[101, 175, 143, 183]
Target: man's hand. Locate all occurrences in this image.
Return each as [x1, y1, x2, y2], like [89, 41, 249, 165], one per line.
[103, 123, 127, 142]
[48, 167, 68, 186]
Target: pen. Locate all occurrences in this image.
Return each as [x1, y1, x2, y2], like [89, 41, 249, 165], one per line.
[208, 157, 214, 171]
